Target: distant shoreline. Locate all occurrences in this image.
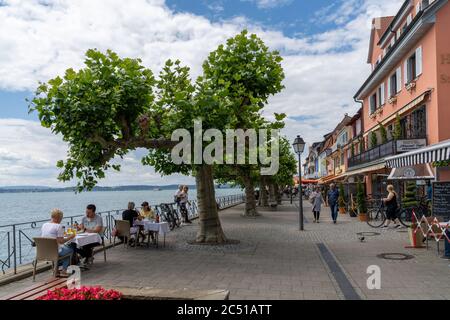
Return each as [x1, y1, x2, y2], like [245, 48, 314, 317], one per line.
[0, 184, 235, 194]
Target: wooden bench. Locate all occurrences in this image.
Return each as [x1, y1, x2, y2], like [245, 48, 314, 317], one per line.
[2, 277, 67, 300]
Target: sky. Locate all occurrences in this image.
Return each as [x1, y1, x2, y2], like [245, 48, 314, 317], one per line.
[0, 0, 404, 187]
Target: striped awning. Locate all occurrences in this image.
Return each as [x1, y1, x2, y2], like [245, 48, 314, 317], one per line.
[385, 139, 450, 168]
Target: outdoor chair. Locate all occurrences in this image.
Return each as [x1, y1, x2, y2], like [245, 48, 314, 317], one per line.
[32, 237, 72, 281]
[98, 226, 107, 262]
[113, 220, 138, 248]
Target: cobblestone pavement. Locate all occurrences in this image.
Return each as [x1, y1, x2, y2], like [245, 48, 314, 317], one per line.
[1, 200, 449, 300]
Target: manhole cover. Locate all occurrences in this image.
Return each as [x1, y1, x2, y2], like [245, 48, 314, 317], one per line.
[377, 253, 415, 260]
[356, 232, 380, 237]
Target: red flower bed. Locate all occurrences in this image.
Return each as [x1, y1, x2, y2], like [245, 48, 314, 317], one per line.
[37, 286, 122, 300]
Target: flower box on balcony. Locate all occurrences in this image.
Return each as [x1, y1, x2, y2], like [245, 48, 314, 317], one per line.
[406, 81, 416, 91]
[388, 96, 397, 104]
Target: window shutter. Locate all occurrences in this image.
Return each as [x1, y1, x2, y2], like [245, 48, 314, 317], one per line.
[388, 76, 392, 98]
[380, 84, 385, 105]
[369, 96, 374, 114]
[407, 13, 412, 25]
[396, 67, 402, 92]
[404, 60, 408, 84]
[416, 46, 423, 76]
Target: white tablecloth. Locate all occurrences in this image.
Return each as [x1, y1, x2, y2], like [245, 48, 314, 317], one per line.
[68, 233, 102, 248]
[135, 221, 170, 235]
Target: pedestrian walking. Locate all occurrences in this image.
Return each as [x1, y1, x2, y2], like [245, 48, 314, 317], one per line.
[327, 183, 339, 224]
[310, 186, 325, 223]
[179, 185, 192, 224]
[381, 185, 401, 229]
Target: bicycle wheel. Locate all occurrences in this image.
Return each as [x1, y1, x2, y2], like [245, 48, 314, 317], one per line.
[167, 213, 176, 230]
[173, 210, 181, 227]
[366, 208, 386, 228]
[398, 207, 415, 228]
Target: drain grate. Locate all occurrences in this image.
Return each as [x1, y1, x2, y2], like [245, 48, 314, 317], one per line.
[377, 253, 415, 261]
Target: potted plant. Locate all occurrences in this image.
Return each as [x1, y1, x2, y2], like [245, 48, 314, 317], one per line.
[402, 181, 424, 247]
[338, 182, 346, 214]
[356, 180, 368, 221]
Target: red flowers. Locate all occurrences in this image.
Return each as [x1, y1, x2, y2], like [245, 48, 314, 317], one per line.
[37, 286, 122, 300]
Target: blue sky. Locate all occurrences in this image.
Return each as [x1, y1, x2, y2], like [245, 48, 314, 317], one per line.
[0, 0, 365, 121]
[0, 0, 403, 186]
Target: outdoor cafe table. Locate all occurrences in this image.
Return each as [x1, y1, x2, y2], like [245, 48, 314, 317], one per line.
[67, 232, 102, 248]
[134, 220, 170, 248]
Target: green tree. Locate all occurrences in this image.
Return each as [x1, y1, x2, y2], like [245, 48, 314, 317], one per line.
[338, 182, 345, 209]
[393, 113, 402, 140]
[351, 143, 355, 158]
[356, 180, 367, 214]
[359, 138, 365, 153]
[147, 31, 285, 236]
[379, 122, 388, 144]
[370, 131, 378, 148]
[402, 181, 418, 208]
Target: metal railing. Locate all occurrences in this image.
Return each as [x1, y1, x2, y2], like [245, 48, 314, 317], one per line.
[0, 194, 245, 275]
[348, 140, 396, 168]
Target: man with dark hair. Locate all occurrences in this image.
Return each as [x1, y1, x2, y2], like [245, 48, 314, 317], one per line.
[76, 204, 103, 265]
[327, 183, 339, 224]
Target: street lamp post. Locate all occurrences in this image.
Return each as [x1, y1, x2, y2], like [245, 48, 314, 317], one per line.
[292, 135, 306, 231]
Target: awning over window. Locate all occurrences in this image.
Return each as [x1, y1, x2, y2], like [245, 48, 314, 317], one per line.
[387, 163, 435, 180]
[385, 139, 450, 168]
[344, 162, 386, 176]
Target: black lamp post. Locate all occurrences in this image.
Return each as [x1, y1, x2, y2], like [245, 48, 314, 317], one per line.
[293, 135, 306, 231]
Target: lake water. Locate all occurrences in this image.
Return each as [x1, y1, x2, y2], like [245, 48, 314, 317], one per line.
[0, 188, 243, 226]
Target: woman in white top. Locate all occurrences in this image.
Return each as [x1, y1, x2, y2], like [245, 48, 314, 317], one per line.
[180, 186, 192, 224]
[40, 208, 75, 277]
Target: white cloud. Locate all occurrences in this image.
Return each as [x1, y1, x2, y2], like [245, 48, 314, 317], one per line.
[244, 0, 293, 9]
[0, 119, 194, 187]
[0, 0, 404, 185]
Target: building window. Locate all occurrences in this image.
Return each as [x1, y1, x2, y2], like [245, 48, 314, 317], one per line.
[407, 52, 417, 83]
[370, 93, 377, 114]
[377, 84, 385, 107]
[389, 73, 397, 97]
[340, 153, 345, 166]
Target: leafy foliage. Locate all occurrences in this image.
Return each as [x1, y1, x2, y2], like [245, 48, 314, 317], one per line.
[370, 131, 378, 148]
[402, 181, 418, 208]
[378, 121, 388, 144]
[356, 180, 367, 214]
[393, 113, 402, 140]
[338, 182, 345, 208]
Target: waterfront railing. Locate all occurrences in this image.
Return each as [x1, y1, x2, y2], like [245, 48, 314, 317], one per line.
[0, 194, 245, 275]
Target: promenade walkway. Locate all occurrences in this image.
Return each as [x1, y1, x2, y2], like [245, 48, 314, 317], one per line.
[1, 201, 449, 300]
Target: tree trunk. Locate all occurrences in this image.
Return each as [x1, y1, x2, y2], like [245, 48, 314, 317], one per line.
[195, 165, 227, 243]
[275, 184, 282, 205]
[243, 173, 258, 216]
[268, 183, 276, 204]
[260, 177, 269, 207]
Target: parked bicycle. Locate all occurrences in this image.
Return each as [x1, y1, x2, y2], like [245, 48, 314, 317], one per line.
[367, 199, 431, 228]
[159, 203, 181, 231]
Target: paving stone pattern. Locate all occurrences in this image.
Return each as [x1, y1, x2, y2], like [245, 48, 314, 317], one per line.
[1, 200, 449, 300]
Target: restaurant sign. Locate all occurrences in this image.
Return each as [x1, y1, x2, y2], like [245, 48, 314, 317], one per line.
[396, 139, 427, 152]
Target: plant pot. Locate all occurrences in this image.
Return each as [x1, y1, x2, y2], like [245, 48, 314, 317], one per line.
[408, 227, 424, 248]
[358, 213, 368, 222]
[339, 207, 346, 214]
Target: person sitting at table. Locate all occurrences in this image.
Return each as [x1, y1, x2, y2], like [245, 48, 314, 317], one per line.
[140, 201, 156, 242]
[140, 201, 155, 220]
[77, 204, 102, 265]
[40, 209, 75, 277]
[122, 202, 144, 245]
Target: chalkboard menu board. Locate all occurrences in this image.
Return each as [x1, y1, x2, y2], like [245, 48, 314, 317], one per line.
[432, 182, 450, 217]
